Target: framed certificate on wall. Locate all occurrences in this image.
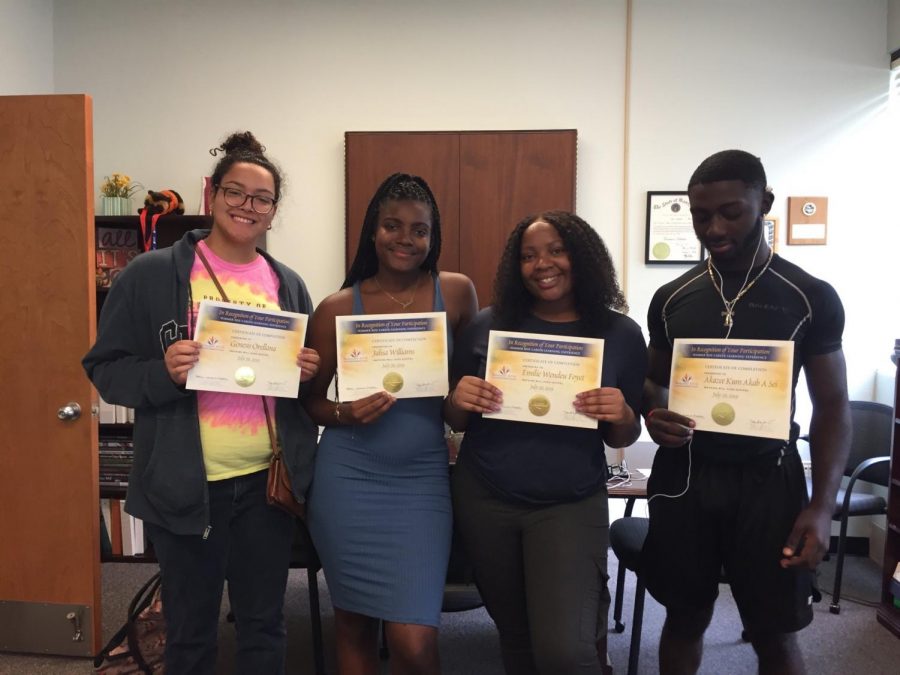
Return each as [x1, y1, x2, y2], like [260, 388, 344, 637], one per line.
[645, 191, 704, 264]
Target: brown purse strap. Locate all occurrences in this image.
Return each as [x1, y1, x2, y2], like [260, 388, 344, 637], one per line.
[194, 242, 281, 458]
[194, 242, 229, 301]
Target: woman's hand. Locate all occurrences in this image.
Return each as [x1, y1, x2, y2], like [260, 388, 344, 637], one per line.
[296, 347, 321, 383]
[644, 407, 695, 447]
[573, 387, 634, 425]
[449, 376, 503, 414]
[343, 391, 396, 425]
[165, 340, 200, 386]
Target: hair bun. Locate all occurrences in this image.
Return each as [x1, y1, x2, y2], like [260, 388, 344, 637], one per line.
[209, 131, 266, 157]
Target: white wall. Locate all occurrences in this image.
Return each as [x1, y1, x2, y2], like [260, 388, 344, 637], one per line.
[51, 0, 896, 414]
[889, 0, 900, 52]
[0, 0, 53, 93]
[626, 0, 898, 431]
[52, 0, 627, 307]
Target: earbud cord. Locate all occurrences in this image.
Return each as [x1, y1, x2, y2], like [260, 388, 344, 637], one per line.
[709, 226, 766, 339]
[648, 435, 693, 503]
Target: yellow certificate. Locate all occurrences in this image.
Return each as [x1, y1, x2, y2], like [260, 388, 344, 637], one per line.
[186, 300, 308, 397]
[483, 330, 604, 429]
[336, 312, 448, 399]
[668, 338, 794, 439]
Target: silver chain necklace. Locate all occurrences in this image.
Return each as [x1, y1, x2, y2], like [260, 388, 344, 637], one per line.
[706, 232, 773, 336]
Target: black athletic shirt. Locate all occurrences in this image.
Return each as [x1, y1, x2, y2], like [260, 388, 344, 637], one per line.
[452, 308, 648, 505]
[647, 254, 844, 461]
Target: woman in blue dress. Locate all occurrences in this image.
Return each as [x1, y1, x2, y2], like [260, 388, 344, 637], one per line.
[304, 173, 478, 674]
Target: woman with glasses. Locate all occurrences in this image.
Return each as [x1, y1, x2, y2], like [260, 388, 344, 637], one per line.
[303, 173, 478, 674]
[83, 131, 320, 675]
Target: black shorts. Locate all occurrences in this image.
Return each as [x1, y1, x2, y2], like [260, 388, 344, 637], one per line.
[639, 444, 815, 635]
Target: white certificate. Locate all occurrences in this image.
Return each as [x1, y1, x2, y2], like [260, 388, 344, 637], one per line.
[668, 338, 794, 439]
[336, 312, 448, 399]
[186, 300, 308, 398]
[483, 330, 604, 429]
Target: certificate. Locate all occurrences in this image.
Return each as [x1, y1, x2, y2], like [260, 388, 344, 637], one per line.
[645, 191, 705, 264]
[668, 338, 794, 439]
[483, 330, 604, 429]
[186, 300, 308, 397]
[336, 312, 448, 399]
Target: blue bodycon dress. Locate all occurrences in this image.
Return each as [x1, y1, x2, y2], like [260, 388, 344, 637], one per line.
[307, 278, 452, 626]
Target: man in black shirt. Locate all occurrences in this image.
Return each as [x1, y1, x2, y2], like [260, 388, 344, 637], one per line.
[641, 150, 850, 674]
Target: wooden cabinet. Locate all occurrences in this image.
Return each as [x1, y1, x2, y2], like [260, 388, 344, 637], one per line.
[877, 339, 900, 637]
[345, 130, 577, 306]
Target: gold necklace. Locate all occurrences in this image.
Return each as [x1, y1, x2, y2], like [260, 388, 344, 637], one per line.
[373, 273, 422, 310]
[707, 247, 774, 328]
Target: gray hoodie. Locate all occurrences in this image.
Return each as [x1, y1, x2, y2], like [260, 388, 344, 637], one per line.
[83, 229, 318, 535]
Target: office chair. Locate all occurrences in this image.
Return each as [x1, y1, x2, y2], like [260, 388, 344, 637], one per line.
[225, 519, 325, 674]
[806, 400, 892, 615]
[608, 517, 649, 675]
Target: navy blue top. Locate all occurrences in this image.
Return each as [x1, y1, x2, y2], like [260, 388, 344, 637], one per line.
[451, 308, 647, 505]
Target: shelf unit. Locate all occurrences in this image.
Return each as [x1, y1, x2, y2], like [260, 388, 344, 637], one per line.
[95, 214, 211, 562]
[877, 339, 900, 637]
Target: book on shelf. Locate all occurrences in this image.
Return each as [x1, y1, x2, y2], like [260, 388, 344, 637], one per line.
[99, 397, 116, 424]
[131, 516, 145, 555]
[99, 499, 112, 556]
[96, 226, 139, 289]
[109, 498, 123, 556]
[121, 512, 134, 556]
[98, 396, 133, 425]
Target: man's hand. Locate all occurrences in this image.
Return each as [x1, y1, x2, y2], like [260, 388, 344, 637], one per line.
[645, 407, 695, 447]
[780, 505, 832, 569]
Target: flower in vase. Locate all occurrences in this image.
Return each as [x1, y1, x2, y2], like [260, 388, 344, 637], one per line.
[100, 173, 143, 198]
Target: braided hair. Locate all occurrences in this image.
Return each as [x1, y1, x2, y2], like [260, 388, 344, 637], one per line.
[492, 211, 627, 336]
[209, 131, 284, 201]
[343, 173, 442, 289]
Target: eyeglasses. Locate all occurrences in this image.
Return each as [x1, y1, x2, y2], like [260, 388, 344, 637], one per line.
[217, 186, 277, 214]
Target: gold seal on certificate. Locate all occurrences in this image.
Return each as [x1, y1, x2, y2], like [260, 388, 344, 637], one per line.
[382, 372, 404, 393]
[710, 402, 735, 426]
[668, 338, 794, 439]
[186, 300, 308, 398]
[528, 395, 551, 417]
[234, 367, 256, 387]
[336, 312, 448, 400]
[484, 330, 604, 429]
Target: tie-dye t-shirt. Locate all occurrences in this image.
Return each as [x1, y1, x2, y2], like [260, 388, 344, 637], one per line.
[190, 239, 281, 481]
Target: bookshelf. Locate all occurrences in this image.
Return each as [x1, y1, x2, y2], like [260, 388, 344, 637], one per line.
[95, 214, 211, 562]
[877, 339, 900, 638]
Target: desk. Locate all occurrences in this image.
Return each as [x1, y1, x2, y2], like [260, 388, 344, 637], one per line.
[608, 471, 648, 634]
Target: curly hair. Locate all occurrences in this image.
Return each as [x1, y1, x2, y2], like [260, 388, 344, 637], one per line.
[343, 173, 442, 288]
[491, 211, 627, 336]
[209, 131, 284, 201]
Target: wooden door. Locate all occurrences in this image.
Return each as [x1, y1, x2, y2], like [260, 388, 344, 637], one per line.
[0, 95, 101, 655]
[345, 132, 460, 277]
[459, 131, 577, 305]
